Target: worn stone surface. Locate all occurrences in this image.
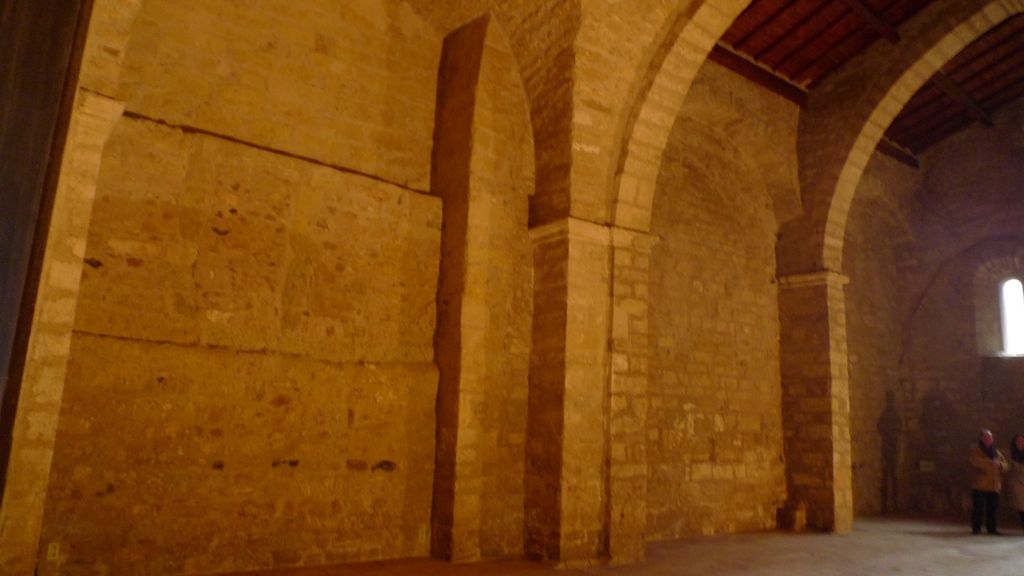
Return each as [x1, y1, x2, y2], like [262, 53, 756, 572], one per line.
[0, 91, 124, 576]
[843, 154, 917, 516]
[210, 519, 1024, 576]
[118, 0, 442, 191]
[842, 101, 1024, 520]
[38, 117, 443, 574]
[430, 15, 534, 563]
[9, 0, 1024, 572]
[648, 61, 792, 540]
[894, 102, 1024, 519]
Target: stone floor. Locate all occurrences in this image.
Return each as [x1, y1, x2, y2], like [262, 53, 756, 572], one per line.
[221, 519, 1024, 576]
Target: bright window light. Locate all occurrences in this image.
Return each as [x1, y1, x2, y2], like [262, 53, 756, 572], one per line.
[1001, 279, 1024, 356]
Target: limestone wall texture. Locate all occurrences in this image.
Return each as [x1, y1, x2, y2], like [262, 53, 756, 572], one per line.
[843, 100, 1024, 519]
[898, 101, 1024, 518]
[117, 0, 442, 191]
[38, 1, 451, 573]
[430, 16, 534, 563]
[843, 154, 917, 515]
[41, 117, 443, 574]
[647, 62, 794, 540]
[16, 0, 1023, 572]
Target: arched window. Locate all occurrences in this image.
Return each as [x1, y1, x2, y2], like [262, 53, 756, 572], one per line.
[1001, 278, 1024, 356]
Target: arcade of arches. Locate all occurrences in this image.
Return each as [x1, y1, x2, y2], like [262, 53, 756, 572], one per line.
[2, 0, 1024, 574]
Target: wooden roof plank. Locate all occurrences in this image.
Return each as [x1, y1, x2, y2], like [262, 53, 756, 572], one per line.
[752, 0, 823, 61]
[933, 70, 993, 127]
[907, 114, 973, 154]
[876, 137, 920, 169]
[708, 44, 808, 106]
[732, 0, 801, 51]
[887, 82, 955, 134]
[774, 4, 864, 76]
[957, 42, 1024, 100]
[838, 0, 900, 43]
[977, 74, 1024, 113]
[889, 103, 966, 148]
[790, 24, 868, 85]
[892, 84, 975, 139]
[946, 30, 1024, 85]
[804, 0, 911, 85]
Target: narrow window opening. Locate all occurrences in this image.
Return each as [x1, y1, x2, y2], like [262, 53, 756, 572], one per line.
[1000, 278, 1024, 356]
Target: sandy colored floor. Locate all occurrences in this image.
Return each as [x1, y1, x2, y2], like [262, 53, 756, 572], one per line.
[217, 518, 1024, 576]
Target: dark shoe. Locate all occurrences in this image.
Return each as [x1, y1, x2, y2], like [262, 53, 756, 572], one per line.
[973, 529, 982, 535]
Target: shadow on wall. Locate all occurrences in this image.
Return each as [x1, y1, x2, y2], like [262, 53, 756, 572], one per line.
[907, 387, 967, 516]
[877, 389, 901, 515]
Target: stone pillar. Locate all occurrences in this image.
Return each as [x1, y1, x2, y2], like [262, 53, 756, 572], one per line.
[778, 270, 853, 533]
[526, 217, 611, 567]
[606, 227, 654, 564]
[430, 14, 533, 562]
[0, 91, 124, 574]
[429, 16, 487, 563]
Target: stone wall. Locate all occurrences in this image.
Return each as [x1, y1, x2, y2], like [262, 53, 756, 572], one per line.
[843, 99, 1024, 519]
[843, 154, 917, 515]
[430, 16, 534, 562]
[38, 1, 450, 573]
[40, 117, 442, 574]
[647, 62, 794, 540]
[898, 101, 1024, 518]
[117, 0, 441, 191]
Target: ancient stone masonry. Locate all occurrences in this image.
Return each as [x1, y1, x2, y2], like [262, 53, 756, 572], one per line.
[778, 272, 853, 533]
[6, 0, 1024, 573]
[40, 117, 444, 573]
[0, 92, 124, 576]
[843, 154, 918, 516]
[430, 14, 534, 564]
[648, 61, 794, 540]
[844, 102, 1024, 519]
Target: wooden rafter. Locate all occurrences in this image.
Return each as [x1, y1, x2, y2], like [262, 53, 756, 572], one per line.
[753, 2, 822, 61]
[772, 5, 850, 73]
[837, 0, 900, 43]
[932, 71, 993, 127]
[792, 24, 860, 83]
[876, 137, 919, 170]
[708, 45, 807, 106]
[733, 0, 799, 51]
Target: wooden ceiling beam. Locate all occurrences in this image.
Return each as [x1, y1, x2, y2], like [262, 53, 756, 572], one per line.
[708, 44, 808, 106]
[753, 3, 822, 61]
[772, 6, 850, 73]
[906, 114, 973, 154]
[792, 25, 859, 85]
[956, 44, 1024, 97]
[894, 106, 967, 149]
[933, 70, 993, 127]
[733, 0, 799, 51]
[837, 0, 900, 43]
[945, 24, 1024, 82]
[876, 137, 919, 170]
[977, 74, 1024, 113]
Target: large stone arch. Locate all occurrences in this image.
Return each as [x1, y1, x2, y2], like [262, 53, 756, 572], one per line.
[609, 0, 751, 234]
[598, 2, 752, 561]
[0, 0, 141, 572]
[428, 12, 536, 564]
[784, 0, 1024, 276]
[773, 0, 1024, 535]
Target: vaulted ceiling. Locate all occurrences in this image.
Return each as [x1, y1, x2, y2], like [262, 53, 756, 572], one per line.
[886, 14, 1024, 154]
[716, 1, 1024, 163]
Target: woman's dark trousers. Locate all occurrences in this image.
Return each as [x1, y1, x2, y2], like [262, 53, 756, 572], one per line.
[972, 490, 999, 534]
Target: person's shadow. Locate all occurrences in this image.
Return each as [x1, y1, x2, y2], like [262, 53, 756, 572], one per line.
[878, 389, 902, 514]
